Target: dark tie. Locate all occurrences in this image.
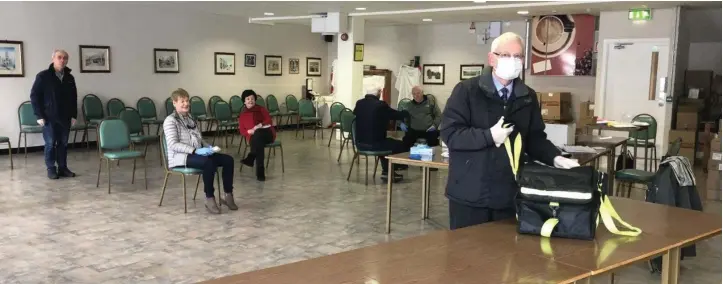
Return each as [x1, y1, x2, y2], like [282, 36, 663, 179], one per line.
[500, 88, 509, 102]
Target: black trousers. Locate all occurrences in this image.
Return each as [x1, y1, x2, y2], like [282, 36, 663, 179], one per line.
[448, 201, 516, 230]
[248, 128, 274, 173]
[185, 153, 234, 198]
[358, 138, 406, 173]
[402, 129, 440, 150]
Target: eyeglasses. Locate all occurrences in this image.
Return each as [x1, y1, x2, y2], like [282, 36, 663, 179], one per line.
[493, 52, 525, 60]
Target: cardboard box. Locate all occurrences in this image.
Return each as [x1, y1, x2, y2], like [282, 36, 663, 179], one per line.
[577, 101, 595, 127]
[669, 130, 697, 149]
[676, 111, 698, 130]
[679, 147, 695, 163]
[712, 137, 721, 153]
[705, 153, 721, 200]
[539, 92, 572, 105]
[544, 123, 576, 147]
[539, 92, 572, 122]
[706, 190, 721, 201]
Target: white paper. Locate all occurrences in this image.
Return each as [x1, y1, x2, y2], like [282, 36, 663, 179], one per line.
[688, 88, 700, 99]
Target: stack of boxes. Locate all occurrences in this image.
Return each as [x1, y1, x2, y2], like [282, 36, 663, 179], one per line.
[669, 103, 699, 164]
[537, 92, 573, 123]
[707, 132, 721, 201]
[577, 101, 595, 133]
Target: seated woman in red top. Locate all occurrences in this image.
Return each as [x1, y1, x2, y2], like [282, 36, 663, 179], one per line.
[238, 90, 276, 181]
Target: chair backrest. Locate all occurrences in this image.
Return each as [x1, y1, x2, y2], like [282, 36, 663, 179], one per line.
[256, 95, 266, 108]
[136, 97, 157, 119]
[208, 96, 223, 116]
[266, 95, 280, 113]
[214, 101, 233, 121]
[98, 119, 131, 150]
[165, 97, 174, 116]
[229, 95, 244, 115]
[18, 101, 39, 126]
[629, 114, 658, 140]
[160, 132, 170, 170]
[398, 98, 412, 111]
[286, 95, 299, 112]
[190, 96, 207, 117]
[330, 102, 345, 123]
[82, 94, 104, 120]
[106, 98, 126, 118]
[339, 108, 355, 139]
[427, 94, 437, 105]
[351, 119, 358, 146]
[299, 99, 315, 118]
[119, 107, 144, 135]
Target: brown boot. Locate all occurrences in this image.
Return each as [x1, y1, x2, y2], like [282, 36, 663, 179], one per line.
[221, 193, 238, 210]
[205, 198, 221, 214]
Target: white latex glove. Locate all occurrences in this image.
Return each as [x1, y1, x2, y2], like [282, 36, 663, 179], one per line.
[554, 156, 580, 169]
[255, 123, 262, 129]
[71, 118, 76, 126]
[37, 119, 45, 126]
[490, 117, 513, 147]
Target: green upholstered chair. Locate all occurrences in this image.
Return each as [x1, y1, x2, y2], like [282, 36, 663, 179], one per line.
[158, 133, 219, 213]
[95, 119, 147, 194]
[119, 107, 162, 165]
[396, 98, 413, 130]
[626, 114, 658, 171]
[82, 94, 105, 149]
[208, 96, 223, 117]
[346, 119, 392, 185]
[165, 97, 174, 116]
[190, 96, 213, 131]
[239, 140, 285, 174]
[327, 102, 346, 147]
[426, 94, 437, 105]
[615, 138, 682, 198]
[17, 101, 44, 157]
[136, 97, 164, 135]
[229, 95, 243, 119]
[212, 101, 239, 147]
[337, 108, 355, 163]
[284, 95, 299, 126]
[296, 99, 322, 139]
[106, 98, 125, 118]
[256, 95, 266, 109]
[265, 95, 283, 127]
[0, 136, 13, 169]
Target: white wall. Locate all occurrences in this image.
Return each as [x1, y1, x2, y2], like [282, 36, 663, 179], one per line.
[0, 2, 328, 147]
[363, 25, 417, 106]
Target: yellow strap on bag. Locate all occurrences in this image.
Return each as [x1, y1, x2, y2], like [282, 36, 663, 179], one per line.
[598, 194, 642, 236]
[503, 125, 522, 179]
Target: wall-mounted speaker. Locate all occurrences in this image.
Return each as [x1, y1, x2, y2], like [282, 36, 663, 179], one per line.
[324, 35, 334, 43]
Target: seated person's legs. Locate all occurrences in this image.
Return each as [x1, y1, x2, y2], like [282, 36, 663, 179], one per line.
[424, 130, 440, 147]
[242, 128, 274, 181]
[209, 153, 237, 210]
[402, 130, 422, 151]
[378, 138, 406, 182]
[185, 154, 222, 213]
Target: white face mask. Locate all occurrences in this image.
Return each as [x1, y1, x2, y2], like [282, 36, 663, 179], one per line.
[494, 57, 523, 80]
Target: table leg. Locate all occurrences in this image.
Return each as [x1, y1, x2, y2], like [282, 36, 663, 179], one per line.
[644, 131, 649, 171]
[608, 148, 615, 196]
[609, 272, 615, 284]
[385, 160, 394, 234]
[421, 166, 427, 220]
[661, 247, 681, 284]
[633, 136, 639, 170]
[573, 277, 591, 284]
[425, 167, 431, 219]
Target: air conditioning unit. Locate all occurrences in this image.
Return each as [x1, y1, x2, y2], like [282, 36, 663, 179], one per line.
[311, 12, 347, 34]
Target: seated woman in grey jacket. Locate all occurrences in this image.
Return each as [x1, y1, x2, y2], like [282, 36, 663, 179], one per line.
[163, 88, 237, 214]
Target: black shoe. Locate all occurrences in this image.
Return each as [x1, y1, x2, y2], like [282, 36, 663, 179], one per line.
[256, 175, 266, 181]
[241, 154, 255, 167]
[380, 172, 403, 183]
[47, 168, 59, 180]
[58, 167, 76, 178]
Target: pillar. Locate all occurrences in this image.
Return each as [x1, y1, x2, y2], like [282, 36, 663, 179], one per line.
[334, 17, 365, 110]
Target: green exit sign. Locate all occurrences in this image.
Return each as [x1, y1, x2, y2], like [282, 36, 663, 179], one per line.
[629, 8, 652, 21]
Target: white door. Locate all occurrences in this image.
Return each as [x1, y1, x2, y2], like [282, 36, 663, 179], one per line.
[599, 38, 671, 159]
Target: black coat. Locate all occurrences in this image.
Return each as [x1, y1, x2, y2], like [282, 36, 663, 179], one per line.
[30, 64, 78, 124]
[352, 95, 408, 149]
[440, 67, 559, 209]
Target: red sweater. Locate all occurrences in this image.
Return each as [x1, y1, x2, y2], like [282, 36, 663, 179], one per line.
[238, 105, 276, 142]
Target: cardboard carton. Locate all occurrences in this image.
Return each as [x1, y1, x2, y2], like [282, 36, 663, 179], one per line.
[679, 148, 695, 164]
[577, 101, 595, 127]
[676, 111, 698, 130]
[669, 130, 697, 149]
[685, 70, 714, 99]
[539, 92, 572, 122]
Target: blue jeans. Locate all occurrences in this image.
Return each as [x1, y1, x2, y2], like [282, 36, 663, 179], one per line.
[42, 121, 70, 170]
[183, 153, 234, 198]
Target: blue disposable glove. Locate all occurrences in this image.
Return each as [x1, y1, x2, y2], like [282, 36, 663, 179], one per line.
[400, 123, 408, 132]
[427, 125, 436, 132]
[195, 147, 213, 156]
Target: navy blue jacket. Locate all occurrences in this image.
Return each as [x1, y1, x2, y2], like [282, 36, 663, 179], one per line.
[440, 67, 559, 209]
[30, 64, 78, 124]
[352, 95, 408, 149]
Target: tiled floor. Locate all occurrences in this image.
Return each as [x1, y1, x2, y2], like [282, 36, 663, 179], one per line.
[0, 131, 719, 284]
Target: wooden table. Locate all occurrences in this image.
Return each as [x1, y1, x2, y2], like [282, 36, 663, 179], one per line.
[585, 124, 650, 171]
[384, 147, 611, 234]
[576, 135, 630, 194]
[201, 198, 721, 284]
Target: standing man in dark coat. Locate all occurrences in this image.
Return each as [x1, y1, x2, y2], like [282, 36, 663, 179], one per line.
[440, 32, 580, 230]
[30, 49, 78, 179]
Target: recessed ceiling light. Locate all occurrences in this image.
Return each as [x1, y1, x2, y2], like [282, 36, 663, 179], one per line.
[264, 12, 274, 16]
[422, 18, 433, 22]
[355, 7, 366, 11]
[552, 10, 557, 13]
[517, 10, 529, 15]
[473, 0, 487, 3]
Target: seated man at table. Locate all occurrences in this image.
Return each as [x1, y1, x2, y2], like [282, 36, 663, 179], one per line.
[353, 79, 410, 183]
[401, 86, 442, 150]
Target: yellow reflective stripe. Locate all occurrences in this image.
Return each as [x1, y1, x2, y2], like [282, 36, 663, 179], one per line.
[549, 202, 560, 207]
[503, 127, 522, 179]
[540, 218, 559, 237]
[540, 237, 553, 256]
[599, 196, 642, 236]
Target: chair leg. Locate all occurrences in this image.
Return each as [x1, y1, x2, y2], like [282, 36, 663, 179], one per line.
[143, 158, 148, 190]
[347, 153, 357, 181]
[107, 159, 112, 194]
[627, 182, 633, 198]
[159, 172, 170, 206]
[131, 158, 137, 184]
[265, 147, 272, 169]
[7, 141, 13, 169]
[365, 156, 369, 186]
[96, 158, 102, 188]
[337, 138, 345, 163]
[193, 175, 201, 200]
[327, 128, 335, 147]
[23, 133, 27, 158]
[373, 156, 380, 178]
[320, 123, 323, 140]
[181, 175, 188, 214]
[280, 146, 285, 173]
[158, 143, 163, 166]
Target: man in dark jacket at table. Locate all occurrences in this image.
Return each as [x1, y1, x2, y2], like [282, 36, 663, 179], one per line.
[440, 32, 579, 230]
[353, 78, 409, 183]
[30, 49, 78, 180]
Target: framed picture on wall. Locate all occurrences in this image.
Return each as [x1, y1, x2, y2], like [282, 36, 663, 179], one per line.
[214, 52, 235, 75]
[289, 58, 299, 74]
[422, 64, 445, 85]
[79, 45, 111, 73]
[0, 40, 24, 77]
[306, 57, 321, 77]
[354, 43, 364, 62]
[154, 48, 179, 73]
[244, 53, 256, 67]
[265, 55, 282, 76]
[459, 64, 484, 80]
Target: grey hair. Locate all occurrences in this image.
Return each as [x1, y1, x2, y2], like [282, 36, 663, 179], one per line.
[51, 49, 69, 58]
[490, 32, 524, 53]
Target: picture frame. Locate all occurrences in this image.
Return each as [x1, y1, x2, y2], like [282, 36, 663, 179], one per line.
[264, 55, 282, 76]
[0, 40, 24, 77]
[79, 45, 111, 73]
[244, 54, 256, 67]
[214, 52, 235, 75]
[459, 64, 484, 81]
[154, 48, 179, 73]
[354, 43, 364, 62]
[306, 57, 321, 77]
[422, 64, 445, 85]
[289, 58, 300, 74]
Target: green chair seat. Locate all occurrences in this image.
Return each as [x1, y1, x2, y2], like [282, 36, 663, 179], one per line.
[21, 126, 44, 133]
[89, 118, 104, 125]
[332, 124, 342, 129]
[615, 169, 655, 182]
[196, 115, 213, 121]
[171, 167, 203, 174]
[626, 138, 655, 147]
[130, 135, 159, 143]
[266, 140, 282, 147]
[70, 123, 87, 130]
[0, 136, 9, 143]
[286, 110, 298, 115]
[358, 150, 393, 156]
[218, 121, 239, 127]
[269, 111, 282, 116]
[300, 117, 321, 122]
[103, 150, 144, 160]
[142, 118, 164, 124]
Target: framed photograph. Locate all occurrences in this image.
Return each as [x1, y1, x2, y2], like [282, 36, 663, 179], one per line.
[459, 64, 484, 80]
[0, 40, 24, 77]
[306, 57, 321, 77]
[264, 55, 282, 76]
[154, 48, 179, 73]
[244, 54, 256, 67]
[289, 58, 299, 74]
[214, 52, 235, 75]
[423, 64, 445, 85]
[79, 45, 111, 73]
[354, 43, 364, 62]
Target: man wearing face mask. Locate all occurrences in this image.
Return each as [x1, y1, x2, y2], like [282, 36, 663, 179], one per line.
[440, 32, 580, 230]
